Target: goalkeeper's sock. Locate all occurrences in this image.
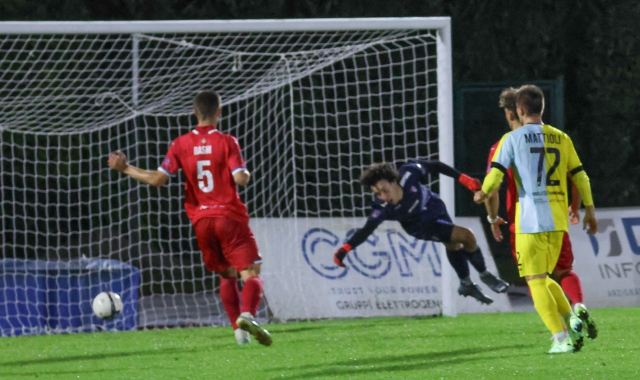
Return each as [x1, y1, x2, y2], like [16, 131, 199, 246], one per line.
[220, 277, 241, 330]
[528, 277, 564, 335]
[546, 276, 572, 316]
[463, 248, 487, 273]
[559, 270, 584, 304]
[446, 249, 470, 279]
[241, 276, 263, 316]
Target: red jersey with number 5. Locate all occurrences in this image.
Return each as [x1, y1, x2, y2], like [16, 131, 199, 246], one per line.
[158, 125, 249, 224]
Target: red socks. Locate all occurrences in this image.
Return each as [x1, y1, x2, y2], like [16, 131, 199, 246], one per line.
[559, 271, 584, 304]
[219, 277, 241, 329]
[241, 276, 263, 316]
[220, 276, 263, 328]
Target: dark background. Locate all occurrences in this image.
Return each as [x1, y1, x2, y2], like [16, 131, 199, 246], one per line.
[2, 0, 637, 208]
[2, 0, 639, 286]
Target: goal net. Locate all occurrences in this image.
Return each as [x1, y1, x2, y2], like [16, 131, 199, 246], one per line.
[0, 18, 454, 336]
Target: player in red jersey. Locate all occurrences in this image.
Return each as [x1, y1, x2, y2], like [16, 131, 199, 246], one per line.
[107, 90, 272, 346]
[483, 87, 597, 339]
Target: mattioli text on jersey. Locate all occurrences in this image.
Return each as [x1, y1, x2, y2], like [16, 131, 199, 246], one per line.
[524, 132, 562, 145]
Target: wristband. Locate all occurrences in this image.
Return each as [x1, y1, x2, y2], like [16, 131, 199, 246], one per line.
[487, 215, 499, 224]
[341, 243, 353, 252]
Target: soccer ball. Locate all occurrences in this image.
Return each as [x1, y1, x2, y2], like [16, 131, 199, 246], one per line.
[92, 291, 123, 321]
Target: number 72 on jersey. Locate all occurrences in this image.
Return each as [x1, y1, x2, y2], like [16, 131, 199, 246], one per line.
[530, 147, 560, 187]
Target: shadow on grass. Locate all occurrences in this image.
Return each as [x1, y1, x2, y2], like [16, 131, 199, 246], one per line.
[266, 343, 534, 379]
[0, 346, 203, 367]
[1, 367, 153, 378]
[271, 325, 330, 334]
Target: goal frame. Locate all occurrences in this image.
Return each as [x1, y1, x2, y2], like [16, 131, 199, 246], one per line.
[0, 17, 457, 317]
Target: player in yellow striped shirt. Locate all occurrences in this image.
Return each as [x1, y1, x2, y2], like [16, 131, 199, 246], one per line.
[474, 85, 598, 354]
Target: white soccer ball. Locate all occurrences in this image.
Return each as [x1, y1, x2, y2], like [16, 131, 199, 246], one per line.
[92, 291, 123, 321]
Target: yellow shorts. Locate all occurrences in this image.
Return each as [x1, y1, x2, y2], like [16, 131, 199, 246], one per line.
[514, 231, 565, 277]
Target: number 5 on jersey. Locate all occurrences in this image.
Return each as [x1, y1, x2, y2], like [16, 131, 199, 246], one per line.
[197, 160, 214, 192]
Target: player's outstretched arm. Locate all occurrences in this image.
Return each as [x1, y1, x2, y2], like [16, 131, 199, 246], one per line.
[458, 173, 483, 192]
[416, 160, 481, 192]
[333, 243, 351, 268]
[333, 218, 380, 267]
[108, 150, 169, 187]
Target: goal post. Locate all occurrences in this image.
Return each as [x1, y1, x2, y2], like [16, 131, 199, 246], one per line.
[0, 18, 452, 34]
[435, 20, 458, 318]
[0, 17, 456, 336]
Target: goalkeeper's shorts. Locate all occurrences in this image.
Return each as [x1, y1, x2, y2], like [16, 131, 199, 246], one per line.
[401, 196, 455, 243]
[194, 216, 262, 273]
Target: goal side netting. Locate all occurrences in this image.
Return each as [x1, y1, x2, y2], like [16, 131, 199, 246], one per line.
[0, 18, 454, 336]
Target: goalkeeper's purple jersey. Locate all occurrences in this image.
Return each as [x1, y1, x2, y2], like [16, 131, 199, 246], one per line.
[360, 162, 449, 240]
[345, 160, 459, 249]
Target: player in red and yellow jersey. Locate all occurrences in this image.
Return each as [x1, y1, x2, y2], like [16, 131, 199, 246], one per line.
[108, 90, 271, 346]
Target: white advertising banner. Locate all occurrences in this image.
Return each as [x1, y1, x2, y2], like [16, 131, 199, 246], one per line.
[568, 207, 640, 308]
[252, 217, 510, 321]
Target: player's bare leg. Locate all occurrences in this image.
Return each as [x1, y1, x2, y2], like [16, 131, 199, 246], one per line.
[236, 263, 272, 346]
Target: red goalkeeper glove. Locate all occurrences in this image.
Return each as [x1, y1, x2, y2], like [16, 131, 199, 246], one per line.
[333, 243, 352, 267]
[458, 173, 482, 192]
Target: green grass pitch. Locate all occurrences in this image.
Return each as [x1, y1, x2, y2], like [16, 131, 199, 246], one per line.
[1, 308, 638, 379]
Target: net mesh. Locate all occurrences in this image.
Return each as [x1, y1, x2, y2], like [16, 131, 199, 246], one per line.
[0, 27, 441, 335]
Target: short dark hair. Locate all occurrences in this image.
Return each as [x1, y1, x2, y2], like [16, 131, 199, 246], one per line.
[515, 84, 544, 115]
[359, 162, 399, 188]
[194, 90, 221, 120]
[499, 87, 517, 114]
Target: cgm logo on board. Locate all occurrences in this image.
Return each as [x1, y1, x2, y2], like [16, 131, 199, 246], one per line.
[300, 228, 442, 280]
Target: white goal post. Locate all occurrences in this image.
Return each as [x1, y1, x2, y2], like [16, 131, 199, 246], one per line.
[0, 17, 457, 336]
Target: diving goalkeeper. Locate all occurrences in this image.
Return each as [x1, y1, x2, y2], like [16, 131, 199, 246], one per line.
[333, 160, 509, 305]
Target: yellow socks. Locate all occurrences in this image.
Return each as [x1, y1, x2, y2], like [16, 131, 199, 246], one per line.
[546, 276, 572, 316]
[528, 277, 564, 334]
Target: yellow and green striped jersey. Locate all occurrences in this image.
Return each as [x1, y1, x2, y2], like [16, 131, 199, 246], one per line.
[482, 124, 592, 233]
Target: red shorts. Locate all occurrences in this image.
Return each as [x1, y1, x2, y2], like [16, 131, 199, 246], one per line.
[193, 216, 261, 274]
[510, 230, 574, 272]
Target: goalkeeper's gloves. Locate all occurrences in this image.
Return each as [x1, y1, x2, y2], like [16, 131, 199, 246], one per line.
[333, 243, 352, 267]
[458, 173, 482, 193]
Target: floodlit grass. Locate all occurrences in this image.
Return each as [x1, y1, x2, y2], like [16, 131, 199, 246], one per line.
[0, 308, 638, 379]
